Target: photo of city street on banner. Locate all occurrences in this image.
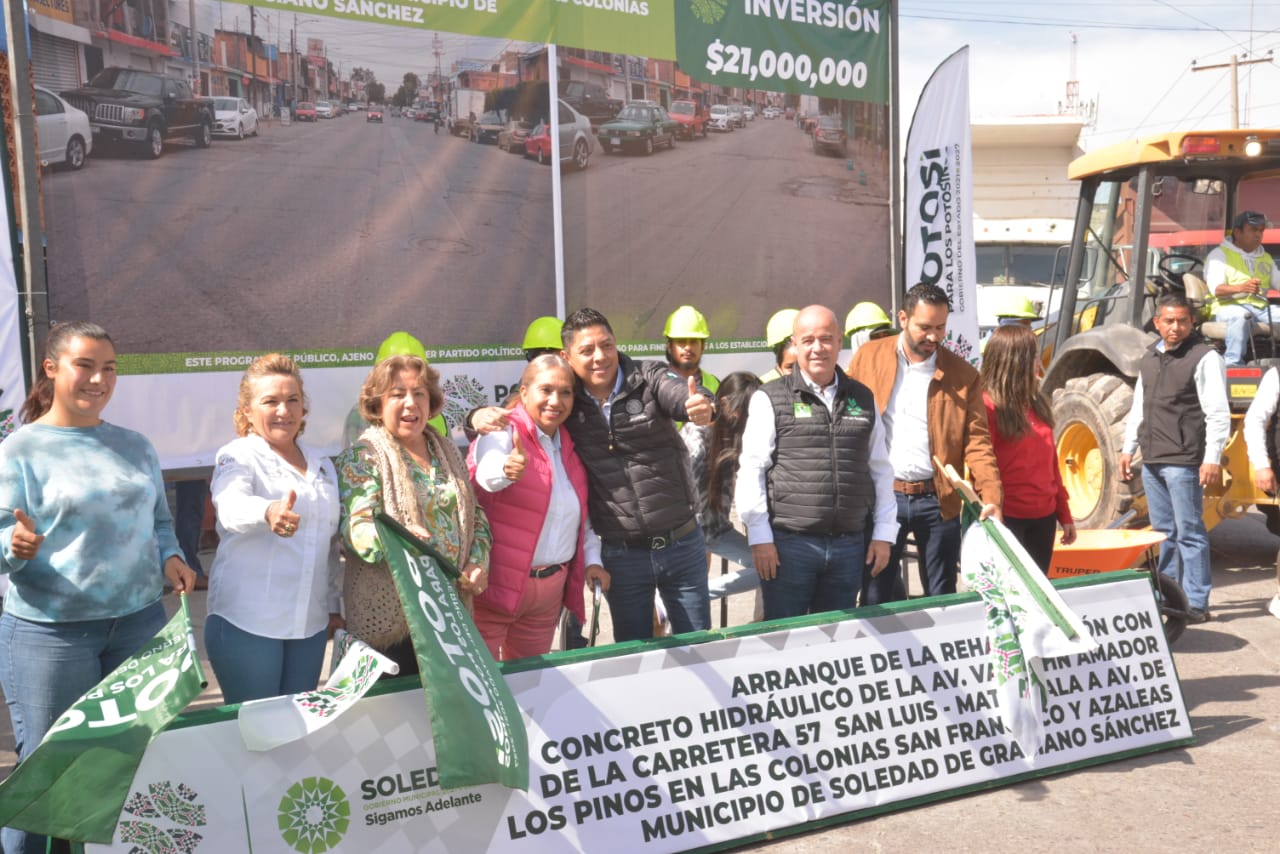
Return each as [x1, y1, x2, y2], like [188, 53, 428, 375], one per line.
[16, 1, 894, 469]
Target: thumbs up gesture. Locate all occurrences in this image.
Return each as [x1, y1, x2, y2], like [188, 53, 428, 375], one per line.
[10, 509, 44, 560]
[503, 430, 527, 482]
[684, 375, 713, 427]
[266, 489, 302, 537]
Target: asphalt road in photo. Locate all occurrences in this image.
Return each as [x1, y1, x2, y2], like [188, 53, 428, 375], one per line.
[560, 115, 892, 343]
[40, 115, 556, 354]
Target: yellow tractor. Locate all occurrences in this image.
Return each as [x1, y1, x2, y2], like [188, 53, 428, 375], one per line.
[1042, 129, 1280, 537]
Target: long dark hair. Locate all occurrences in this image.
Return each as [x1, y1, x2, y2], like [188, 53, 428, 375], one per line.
[980, 324, 1052, 439]
[704, 372, 762, 520]
[19, 321, 114, 424]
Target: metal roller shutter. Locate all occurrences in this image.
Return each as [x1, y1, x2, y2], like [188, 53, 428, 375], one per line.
[31, 31, 81, 93]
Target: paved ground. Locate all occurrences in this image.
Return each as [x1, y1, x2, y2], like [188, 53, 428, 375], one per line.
[3, 514, 1279, 851]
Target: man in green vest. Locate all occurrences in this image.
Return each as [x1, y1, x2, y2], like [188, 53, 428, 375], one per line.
[1207, 210, 1274, 366]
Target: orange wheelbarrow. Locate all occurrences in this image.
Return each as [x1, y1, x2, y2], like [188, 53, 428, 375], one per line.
[1049, 526, 1189, 643]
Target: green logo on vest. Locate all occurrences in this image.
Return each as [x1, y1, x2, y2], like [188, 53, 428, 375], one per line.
[845, 400, 863, 416]
[793, 403, 813, 418]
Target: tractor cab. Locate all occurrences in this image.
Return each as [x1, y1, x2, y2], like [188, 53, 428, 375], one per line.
[1039, 130, 1280, 531]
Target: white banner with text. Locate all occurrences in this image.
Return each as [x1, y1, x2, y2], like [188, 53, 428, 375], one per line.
[87, 574, 1190, 853]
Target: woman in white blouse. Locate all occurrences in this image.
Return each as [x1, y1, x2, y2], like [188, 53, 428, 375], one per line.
[205, 354, 343, 704]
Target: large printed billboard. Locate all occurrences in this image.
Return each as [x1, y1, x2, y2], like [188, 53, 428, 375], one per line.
[18, 0, 894, 466]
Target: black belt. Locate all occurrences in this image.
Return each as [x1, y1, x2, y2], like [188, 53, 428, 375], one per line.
[530, 563, 566, 579]
[604, 518, 698, 551]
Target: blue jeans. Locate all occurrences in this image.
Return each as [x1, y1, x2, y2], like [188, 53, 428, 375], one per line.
[1142, 463, 1212, 610]
[762, 529, 865, 620]
[601, 526, 711, 642]
[0, 601, 166, 854]
[863, 492, 962, 605]
[205, 613, 328, 705]
[706, 528, 760, 600]
[1215, 302, 1272, 366]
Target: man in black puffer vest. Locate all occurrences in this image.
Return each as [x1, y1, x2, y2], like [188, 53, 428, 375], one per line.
[735, 306, 897, 619]
[1119, 295, 1229, 625]
[560, 308, 718, 642]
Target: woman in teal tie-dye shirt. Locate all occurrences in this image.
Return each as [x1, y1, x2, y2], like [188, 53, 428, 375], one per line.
[0, 322, 195, 854]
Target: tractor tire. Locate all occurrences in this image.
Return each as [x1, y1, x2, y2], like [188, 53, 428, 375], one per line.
[1052, 373, 1143, 529]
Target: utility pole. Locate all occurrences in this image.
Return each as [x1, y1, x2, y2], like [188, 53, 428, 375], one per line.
[1192, 52, 1272, 128]
[250, 7, 257, 110]
[189, 0, 201, 93]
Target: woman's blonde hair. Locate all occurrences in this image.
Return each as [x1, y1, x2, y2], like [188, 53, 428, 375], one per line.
[233, 353, 308, 437]
[358, 355, 444, 428]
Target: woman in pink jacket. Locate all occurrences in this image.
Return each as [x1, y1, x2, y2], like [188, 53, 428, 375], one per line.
[468, 355, 605, 659]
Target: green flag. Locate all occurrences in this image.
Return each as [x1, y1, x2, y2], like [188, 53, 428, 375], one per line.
[0, 598, 207, 843]
[374, 514, 529, 791]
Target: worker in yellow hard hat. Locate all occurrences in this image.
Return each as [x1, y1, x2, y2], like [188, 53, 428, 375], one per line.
[344, 331, 449, 446]
[993, 292, 1040, 327]
[521, 315, 564, 361]
[759, 308, 799, 383]
[845, 301, 895, 358]
[663, 305, 720, 395]
[981, 293, 1041, 354]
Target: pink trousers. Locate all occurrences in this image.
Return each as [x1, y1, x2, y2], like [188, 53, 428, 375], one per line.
[473, 572, 566, 661]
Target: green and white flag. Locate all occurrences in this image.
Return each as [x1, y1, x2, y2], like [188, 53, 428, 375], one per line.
[0, 598, 207, 843]
[375, 514, 529, 791]
[961, 521, 1097, 752]
[237, 629, 399, 751]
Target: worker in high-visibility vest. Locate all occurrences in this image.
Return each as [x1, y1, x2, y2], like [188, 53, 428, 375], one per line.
[1206, 210, 1275, 367]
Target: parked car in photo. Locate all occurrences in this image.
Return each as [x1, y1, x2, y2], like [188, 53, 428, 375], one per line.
[34, 85, 92, 170]
[668, 99, 708, 139]
[557, 79, 622, 126]
[498, 117, 534, 153]
[559, 99, 594, 168]
[763, 106, 782, 119]
[403, 106, 416, 119]
[708, 104, 734, 132]
[316, 100, 334, 119]
[367, 106, 384, 123]
[296, 101, 317, 121]
[61, 67, 214, 159]
[598, 103, 678, 155]
[784, 107, 796, 121]
[473, 110, 505, 144]
[812, 115, 848, 156]
[211, 97, 258, 139]
[727, 105, 747, 128]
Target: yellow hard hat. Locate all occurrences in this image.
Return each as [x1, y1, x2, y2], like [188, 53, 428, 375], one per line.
[663, 305, 710, 339]
[845, 301, 893, 335]
[522, 316, 563, 351]
[376, 331, 427, 364]
[766, 309, 799, 347]
[994, 292, 1039, 319]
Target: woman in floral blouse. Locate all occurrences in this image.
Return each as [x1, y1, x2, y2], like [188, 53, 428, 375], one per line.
[338, 354, 491, 675]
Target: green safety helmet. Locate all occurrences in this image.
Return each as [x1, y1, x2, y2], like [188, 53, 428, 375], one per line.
[663, 305, 711, 339]
[522, 316, 564, 351]
[993, 292, 1039, 319]
[376, 331, 427, 364]
[766, 308, 800, 347]
[845, 301, 893, 335]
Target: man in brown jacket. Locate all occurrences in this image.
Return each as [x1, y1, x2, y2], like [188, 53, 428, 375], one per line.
[847, 283, 1002, 603]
